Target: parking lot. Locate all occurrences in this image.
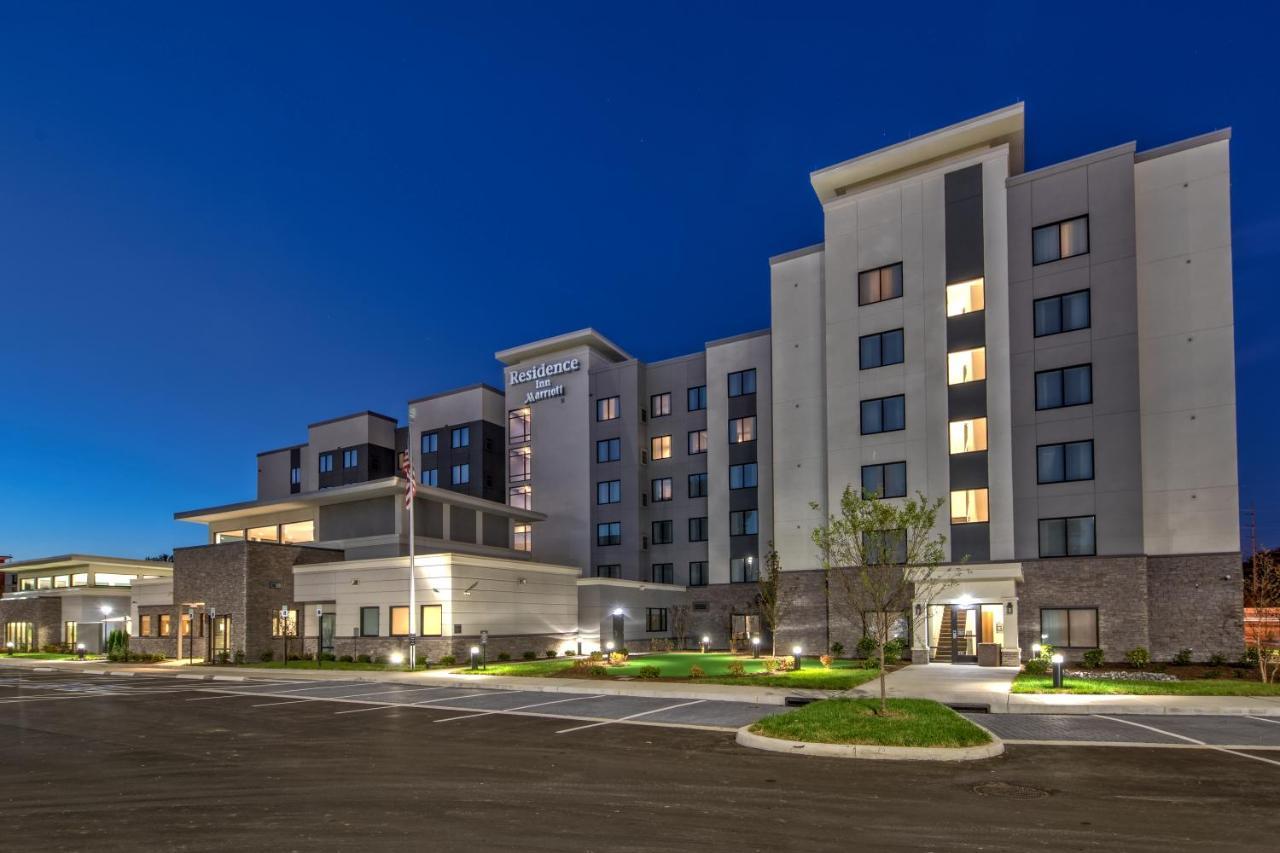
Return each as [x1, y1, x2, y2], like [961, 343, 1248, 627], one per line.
[3, 668, 1279, 851]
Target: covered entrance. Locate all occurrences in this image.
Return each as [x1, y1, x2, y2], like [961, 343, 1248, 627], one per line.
[929, 602, 1007, 663]
[911, 563, 1023, 667]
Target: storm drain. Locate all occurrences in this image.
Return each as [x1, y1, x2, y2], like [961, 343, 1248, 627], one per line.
[784, 696, 816, 707]
[971, 782, 1050, 800]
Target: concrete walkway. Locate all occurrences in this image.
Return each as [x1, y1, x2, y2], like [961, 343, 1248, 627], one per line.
[849, 662, 1020, 709]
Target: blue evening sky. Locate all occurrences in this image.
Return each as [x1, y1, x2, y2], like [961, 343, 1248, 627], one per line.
[1, 2, 1277, 557]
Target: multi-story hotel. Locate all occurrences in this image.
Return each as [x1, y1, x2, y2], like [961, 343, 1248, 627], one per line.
[0, 104, 1243, 665]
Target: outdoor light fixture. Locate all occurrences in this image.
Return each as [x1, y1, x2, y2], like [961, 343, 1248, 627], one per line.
[389, 652, 405, 666]
[612, 607, 624, 616]
[1050, 653, 1065, 688]
[751, 635, 761, 659]
[956, 594, 973, 607]
[1031, 643, 1041, 657]
[606, 641, 615, 652]
[100, 604, 113, 617]
[469, 646, 480, 669]
[700, 635, 710, 653]
[76, 643, 86, 660]
[792, 645, 802, 670]
[5, 641, 14, 655]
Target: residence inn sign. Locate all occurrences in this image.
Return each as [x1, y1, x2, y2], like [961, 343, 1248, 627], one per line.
[508, 358, 581, 404]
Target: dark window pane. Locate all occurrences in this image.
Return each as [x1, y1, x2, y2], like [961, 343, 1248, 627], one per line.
[882, 329, 904, 365]
[1036, 372, 1062, 409]
[861, 465, 884, 497]
[1041, 609, 1069, 646]
[883, 264, 903, 300]
[1032, 224, 1060, 264]
[1034, 297, 1061, 336]
[1037, 445, 1065, 483]
[1039, 518, 1067, 557]
[884, 461, 907, 498]
[1064, 441, 1093, 481]
[1067, 516, 1096, 555]
[1062, 290, 1090, 331]
[1069, 609, 1098, 646]
[861, 400, 882, 434]
[1063, 365, 1092, 406]
[883, 395, 905, 431]
[859, 334, 881, 369]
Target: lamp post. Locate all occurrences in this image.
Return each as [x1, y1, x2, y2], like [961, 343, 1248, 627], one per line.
[1051, 653, 1064, 688]
[700, 635, 709, 654]
[5, 641, 14, 655]
[316, 606, 324, 669]
[469, 645, 480, 670]
[76, 643, 86, 661]
[792, 645, 803, 670]
[751, 635, 761, 659]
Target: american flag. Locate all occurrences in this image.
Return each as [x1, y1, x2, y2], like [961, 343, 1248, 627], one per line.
[400, 451, 416, 508]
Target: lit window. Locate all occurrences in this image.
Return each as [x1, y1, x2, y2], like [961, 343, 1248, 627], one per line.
[71, 573, 88, 587]
[389, 606, 410, 636]
[451, 426, 470, 449]
[271, 608, 298, 638]
[53, 575, 69, 588]
[858, 262, 904, 305]
[651, 477, 672, 502]
[509, 484, 532, 510]
[421, 433, 438, 453]
[950, 489, 989, 524]
[36, 576, 52, 589]
[508, 408, 530, 444]
[945, 278, 985, 316]
[687, 429, 707, 455]
[343, 449, 358, 469]
[728, 416, 756, 443]
[247, 525, 280, 543]
[948, 418, 988, 454]
[651, 435, 672, 460]
[159, 614, 172, 637]
[513, 523, 532, 552]
[1032, 216, 1089, 265]
[319, 453, 334, 473]
[280, 520, 315, 544]
[93, 573, 136, 587]
[420, 604, 443, 636]
[139, 615, 152, 635]
[451, 463, 470, 485]
[596, 397, 620, 421]
[947, 347, 987, 385]
[64, 621, 77, 644]
[290, 467, 301, 486]
[509, 447, 531, 482]
[650, 393, 671, 418]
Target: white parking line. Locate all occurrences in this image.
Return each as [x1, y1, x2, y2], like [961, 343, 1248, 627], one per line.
[434, 693, 608, 723]
[1002, 739, 1280, 751]
[1094, 715, 1280, 768]
[326, 685, 452, 701]
[252, 699, 316, 708]
[1248, 716, 1280, 726]
[186, 694, 254, 702]
[555, 699, 706, 734]
[332, 691, 505, 715]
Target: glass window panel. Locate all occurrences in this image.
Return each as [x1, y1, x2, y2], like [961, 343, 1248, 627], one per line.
[280, 520, 315, 544]
[1061, 217, 1089, 258]
[858, 269, 878, 305]
[883, 264, 903, 300]
[946, 278, 985, 316]
[1065, 441, 1093, 481]
[861, 465, 884, 497]
[688, 472, 707, 497]
[1067, 516, 1096, 555]
[1032, 224, 1060, 264]
[246, 525, 279, 543]
[859, 334, 881, 369]
[883, 396, 905, 431]
[1034, 297, 1062, 336]
[884, 461, 907, 498]
[71, 572, 88, 587]
[1037, 445, 1065, 483]
[1062, 290, 1090, 331]
[508, 409, 530, 444]
[1069, 609, 1098, 647]
[513, 523, 532, 551]
[881, 329, 904, 365]
[950, 489, 989, 524]
[948, 418, 988, 454]
[1041, 609, 1069, 646]
[947, 348, 986, 384]
[216, 530, 245, 543]
[1063, 365, 1092, 406]
[420, 605, 443, 637]
[687, 386, 707, 411]
[1035, 371, 1063, 409]
[861, 400, 882, 434]
[1039, 518, 1067, 557]
[509, 485, 532, 510]
[651, 435, 672, 460]
[53, 575, 69, 588]
[389, 606, 409, 636]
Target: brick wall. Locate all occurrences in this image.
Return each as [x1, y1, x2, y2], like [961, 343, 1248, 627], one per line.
[0, 596, 62, 650]
[1147, 553, 1243, 660]
[1017, 556, 1150, 661]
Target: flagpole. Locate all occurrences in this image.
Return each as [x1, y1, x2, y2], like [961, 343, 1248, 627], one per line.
[404, 447, 417, 671]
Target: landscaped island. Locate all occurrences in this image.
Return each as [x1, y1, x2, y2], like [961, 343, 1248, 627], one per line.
[748, 698, 993, 749]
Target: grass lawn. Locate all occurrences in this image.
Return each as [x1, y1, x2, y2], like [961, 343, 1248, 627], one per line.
[750, 698, 992, 748]
[1011, 673, 1280, 696]
[1, 652, 104, 661]
[240, 660, 410, 672]
[459, 652, 885, 690]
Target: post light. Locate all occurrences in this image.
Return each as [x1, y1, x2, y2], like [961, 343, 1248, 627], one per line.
[606, 641, 615, 653]
[792, 645, 803, 670]
[751, 635, 761, 659]
[700, 635, 710, 654]
[612, 608, 624, 616]
[390, 652, 405, 666]
[469, 645, 480, 669]
[76, 642, 86, 661]
[1051, 653, 1064, 688]
[100, 604, 113, 617]
[316, 606, 324, 669]
[1031, 643, 1041, 657]
[5, 641, 14, 655]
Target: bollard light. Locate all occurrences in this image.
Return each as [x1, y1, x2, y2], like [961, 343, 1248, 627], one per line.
[389, 652, 405, 666]
[469, 645, 480, 669]
[751, 636, 761, 659]
[5, 641, 14, 655]
[700, 635, 710, 654]
[792, 645, 802, 670]
[1051, 653, 1064, 688]
[1031, 643, 1041, 657]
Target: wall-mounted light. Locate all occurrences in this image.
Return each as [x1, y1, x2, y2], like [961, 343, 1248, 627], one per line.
[1006, 602, 1014, 616]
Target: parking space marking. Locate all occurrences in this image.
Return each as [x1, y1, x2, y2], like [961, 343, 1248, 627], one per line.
[187, 693, 256, 702]
[332, 691, 503, 715]
[1249, 716, 1280, 726]
[434, 693, 608, 723]
[1094, 715, 1280, 768]
[555, 699, 707, 734]
[315, 685, 452, 701]
[252, 699, 316, 708]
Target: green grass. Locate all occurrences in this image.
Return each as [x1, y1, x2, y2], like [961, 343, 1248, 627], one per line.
[240, 660, 408, 672]
[459, 652, 885, 689]
[1011, 673, 1280, 696]
[750, 698, 992, 748]
[1, 652, 104, 661]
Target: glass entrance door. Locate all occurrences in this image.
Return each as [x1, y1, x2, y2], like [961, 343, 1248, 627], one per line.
[213, 615, 231, 656]
[320, 614, 335, 655]
[951, 605, 979, 663]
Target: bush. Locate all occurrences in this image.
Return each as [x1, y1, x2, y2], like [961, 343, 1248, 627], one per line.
[439, 655, 456, 667]
[830, 641, 845, 657]
[650, 638, 673, 653]
[233, 650, 246, 665]
[1173, 648, 1193, 665]
[356, 654, 373, 664]
[216, 651, 230, 665]
[882, 638, 906, 661]
[1081, 648, 1104, 669]
[608, 651, 629, 666]
[288, 654, 302, 662]
[588, 651, 604, 662]
[637, 665, 661, 679]
[861, 657, 881, 670]
[105, 629, 129, 659]
[1023, 657, 1050, 676]
[497, 652, 511, 662]
[618, 647, 630, 656]
[726, 661, 746, 677]
[545, 650, 558, 658]
[588, 665, 608, 677]
[1125, 647, 1151, 669]
[1241, 647, 1260, 666]
[819, 654, 833, 669]
[371, 655, 386, 665]
[259, 650, 275, 662]
[320, 653, 336, 662]
[689, 665, 705, 678]
[856, 635, 878, 659]
[339, 655, 354, 663]
[1208, 652, 1227, 666]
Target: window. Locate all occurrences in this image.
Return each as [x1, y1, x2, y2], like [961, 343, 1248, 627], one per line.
[687, 429, 708, 455]
[343, 448, 358, 469]
[727, 369, 757, 397]
[1037, 440, 1095, 484]
[508, 408, 530, 444]
[64, 621, 77, 644]
[729, 462, 758, 490]
[1032, 215, 1089, 265]
[159, 614, 172, 637]
[422, 468, 438, 487]
[140, 615, 152, 636]
[509, 484, 532, 510]
[688, 561, 708, 587]
[451, 426, 470, 449]
[247, 525, 279, 543]
[94, 573, 135, 587]
[731, 556, 759, 583]
[36, 576, 52, 589]
[360, 607, 380, 637]
[596, 522, 621, 546]
[728, 416, 756, 443]
[651, 563, 674, 584]
[596, 438, 621, 463]
[860, 395, 905, 435]
[1034, 290, 1091, 337]
[420, 604, 443, 637]
[513, 523, 532, 552]
[651, 520, 673, 545]
[451, 463, 470, 485]
[730, 509, 759, 536]
[593, 564, 620, 578]
[1039, 516, 1096, 557]
[389, 606, 410, 636]
[688, 517, 708, 542]
[646, 608, 668, 633]
[422, 432, 438, 453]
[290, 467, 301, 486]
[71, 572, 88, 587]
[280, 520, 315, 544]
[858, 262, 904, 305]
[651, 477, 672, 502]
[1035, 365, 1092, 410]
[687, 385, 707, 411]
[947, 347, 987, 385]
[596, 396, 620, 421]
[950, 489, 990, 524]
[271, 608, 298, 638]
[946, 278, 985, 316]
[651, 435, 672, 460]
[949, 417, 988, 454]
[1041, 608, 1099, 648]
[319, 452, 334, 473]
[859, 329, 905, 370]
[509, 447, 531, 482]
[688, 472, 708, 498]
[863, 530, 908, 564]
[650, 393, 671, 418]
[53, 575, 69, 588]
[597, 479, 622, 505]
[861, 462, 907, 499]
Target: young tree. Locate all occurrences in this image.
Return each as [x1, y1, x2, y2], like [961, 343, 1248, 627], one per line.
[1245, 550, 1280, 683]
[757, 543, 790, 657]
[669, 603, 691, 651]
[811, 486, 949, 713]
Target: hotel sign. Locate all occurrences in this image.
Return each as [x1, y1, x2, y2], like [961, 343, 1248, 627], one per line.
[508, 358, 581, 405]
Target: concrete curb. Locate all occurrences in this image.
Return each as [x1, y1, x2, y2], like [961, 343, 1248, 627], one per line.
[735, 725, 1005, 762]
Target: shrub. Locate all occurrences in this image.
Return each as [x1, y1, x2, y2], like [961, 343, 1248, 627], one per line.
[1207, 652, 1227, 666]
[439, 655, 456, 667]
[618, 647, 630, 656]
[320, 652, 336, 662]
[1241, 647, 1260, 666]
[233, 650, 246, 665]
[637, 665, 661, 679]
[1125, 647, 1151, 669]
[1081, 648, 1104, 669]
[288, 654, 302, 662]
[830, 641, 844, 656]
[497, 652, 511, 662]
[763, 658, 780, 673]
[588, 665, 608, 677]
[882, 638, 906, 661]
[522, 651, 537, 661]
[861, 657, 881, 670]
[339, 655, 354, 663]
[689, 665, 705, 678]
[1023, 657, 1050, 676]
[819, 654, 833, 669]
[1173, 648, 1193, 665]
[216, 651, 230, 665]
[856, 635, 878, 659]
[105, 629, 129, 659]
[545, 650, 558, 658]
[608, 651, 629, 666]
[371, 655, 386, 665]
[356, 654, 373, 664]
[650, 638, 673, 653]
[259, 650, 275, 662]
[588, 651, 604, 662]
[726, 661, 746, 677]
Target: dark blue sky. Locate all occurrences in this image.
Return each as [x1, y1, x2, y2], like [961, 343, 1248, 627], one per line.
[2, 2, 1277, 557]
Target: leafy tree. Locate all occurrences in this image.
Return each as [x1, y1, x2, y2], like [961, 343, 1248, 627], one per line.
[1245, 550, 1280, 683]
[669, 604, 691, 650]
[756, 543, 791, 657]
[811, 486, 949, 713]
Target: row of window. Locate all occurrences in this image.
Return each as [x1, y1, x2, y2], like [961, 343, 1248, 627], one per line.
[356, 605, 445, 638]
[593, 419, 755, 464]
[595, 558, 757, 585]
[420, 426, 471, 454]
[596, 513, 758, 547]
[861, 439, 1094, 497]
[593, 371, 756, 425]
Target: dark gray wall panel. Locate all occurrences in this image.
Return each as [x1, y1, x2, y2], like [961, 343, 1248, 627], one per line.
[947, 381, 988, 420]
[947, 312, 986, 352]
[950, 451, 990, 489]
[951, 523, 990, 562]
